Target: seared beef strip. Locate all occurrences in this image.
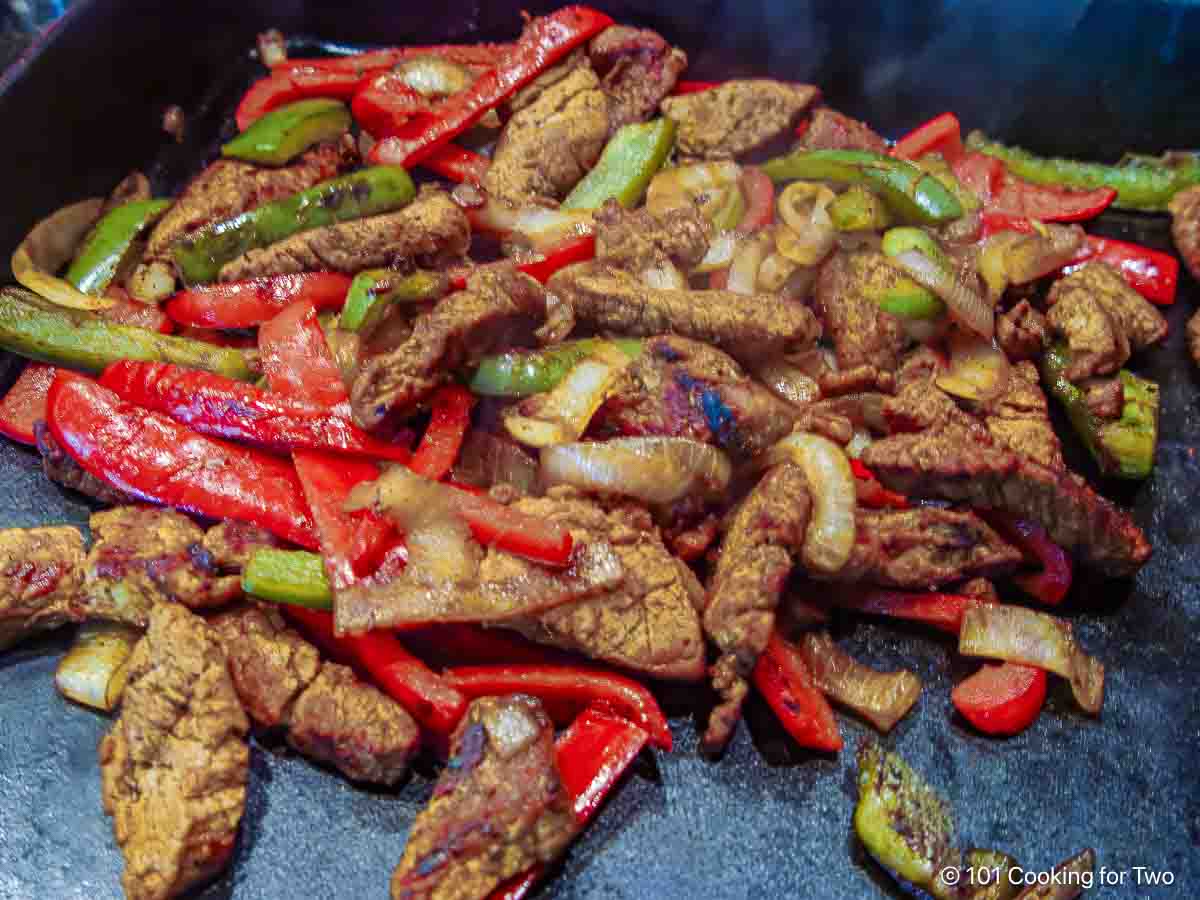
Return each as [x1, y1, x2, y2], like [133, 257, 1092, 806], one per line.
[1045, 262, 1167, 381]
[81, 507, 242, 627]
[352, 266, 559, 428]
[797, 107, 888, 153]
[219, 186, 470, 280]
[35, 422, 136, 505]
[390, 695, 578, 900]
[981, 360, 1064, 470]
[594, 200, 711, 274]
[1189, 309, 1200, 369]
[996, 299, 1050, 362]
[1168, 183, 1200, 280]
[547, 261, 820, 363]
[483, 64, 609, 205]
[0, 526, 85, 649]
[659, 79, 819, 159]
[213, 605, 419, 785]
[1083, 376, 1125, 420]
[824, 507, 1020, 590]
[99, 603, 249, 900]
[814, 251, 909, 374]
[501, 488, 706, 681]
[702, 463, 811, 752]
[860, 426, 1150, 576]
[201, 520, 283, 572]
[588, 25, 687, 131]
[592, 334, 802, 459]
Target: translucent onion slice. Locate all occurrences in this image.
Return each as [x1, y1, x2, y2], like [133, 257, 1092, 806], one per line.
[55, 622, 141, 712]
[640, 260, 687, 290]
[726, 231, 771, 295]
[935, 328, 1011, 404]
[891, 248, 992, 338]
[763, 432, 857, 574]
[12, 198, 115, 311]
[464, 193, 594, 253]
[799, 630, 921, 732]
[646, 161, 742, 225]
[694, 230, 738, 273]
[540, 437, 732, 506]
[753, 358, 821, 406]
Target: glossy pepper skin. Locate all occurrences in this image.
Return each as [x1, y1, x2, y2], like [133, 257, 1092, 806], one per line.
[339, 268, 446, 334]
[46, 373, 319, 548]
[173, 167, 416, 283]
[408, 385, 475, 480]
[470, 337, 643, 398]
[242, 548, 333, 609]
[561, 118, 676, 210]
[0, 362, 56, 445]
[891, 112, 965, 164]
[951, 152, 1116, 223]
[164, 272, 353, 329]
[952, 662, 1047, 736]
[829, 589, 981, 636]
[751, 630, 843, 752]
[980, 512, 1073, 606]
[64, 199, 171, 296]
[222, 99, 352, 166]
[0, 287, 254, 380]
[448, 234, 598, 291]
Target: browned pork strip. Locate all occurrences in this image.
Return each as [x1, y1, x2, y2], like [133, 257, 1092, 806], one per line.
[219, 186, 470, 280]
[99, 603, 249, 900]
[390, 695, 578, 900]
[814, 251, 909, 373]
[660, 79, 819, 158]
[0, 526, 85, 649]
[589, 25, 688, 131]
[1169, 184, 1200, 280]
[798, 107, 888, 153]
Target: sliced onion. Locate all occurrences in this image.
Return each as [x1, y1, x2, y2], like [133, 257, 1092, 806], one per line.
[892, 248, 992, 338]
[763, 432, 856, 574]
[726, 231, 771, 295]
[465, 193, 594, 253]
[753, 358, 821, 406]
[392, 55, 476, 97]
[646, 161, 742, 225]
[694, 230, 738, 273]
[776, 183, 837, 266]
[540, 437, 732, 505]
[935, 328, 1011, 403]
[55, 623, 141, 712]
[756, 251, 799, 293]
[845, 429, 873, 459]
[12, 198, 115, 311]
[641, 260, 687, 290]
[798, 630, 921, 732]
[996, 223, 1084, 286]
[959, 603, 1103, 715]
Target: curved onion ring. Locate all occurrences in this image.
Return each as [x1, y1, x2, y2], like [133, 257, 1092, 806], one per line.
[12, 198, 115, 311]
[55, 622, 140, 711]
[763, 432, 857, 574]
[726, 231, 771, 295]
[935, 328, 1011, 404]
[891, 248, 992, 338]
[540, 437, 732, 506]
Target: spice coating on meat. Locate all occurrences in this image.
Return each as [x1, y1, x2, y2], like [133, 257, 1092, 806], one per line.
[660, 79, 819, 159]
[1169, 184, 1200, 281]
[0, 526, 85, 648]
[218, 186, 469, 281]
[212, 604, 318, 728]
[81, 507, 242, 627]
[593, 334, 802, 459]
[201, 521, 284, 573]
[502, 488, 706, 681]
[996, 300, 1050, 362]
[798, 107, 888, 153]
[352, 266, 556, 428]
[814, 251, 910, 374]
[99, 603, 249, 900]
[981, 360, 1064, 470]
[1045, 262, 1167, 381]
[390, 695, 578, 900]
[588, 25, 688, 132]
[594, 199, 712, 274]
[484, 65, 609, 205]
[548, 261, 820, 363]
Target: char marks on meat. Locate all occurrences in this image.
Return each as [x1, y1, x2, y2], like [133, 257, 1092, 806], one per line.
[1169, 184, 1200, 280]
[594, 199, 711, 274]
[0, 526, 85, 648]
[702, 463, 810, 752]
[547, 261, 819, 364]
[589, 25, 687, 132]
[219, 186, 470, 280]
[996, 299, 1050, 362]
[797, 107, 888, 153]
[815, 251, 909, 374]
[390, 695, 578, 900]
[352, 266, 558, 428]
[501, 488, 706, 681]
[99, 603, 249, 900]
[660, 79, 819, 159]
[213, 605, 419, 785]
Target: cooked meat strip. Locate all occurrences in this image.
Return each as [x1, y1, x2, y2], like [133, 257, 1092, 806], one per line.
[594, 199, 711, 274]
[814, 251, 909, 373]
[99, 603, 249, 900]
[80, 507, 242, 627]
[352, 266, 557, 428]
[500, 488, 705, 681]
[390, 695, 578, 900]
[996, 299, 1050, 362]
[823, 507, 1020, 589]
[219, 186, 470, 280]
[860, 426, 1150, 576]
[882, 378, 976, 435]
[660, 79, 819, 159]
[483, 64, 609, 205]
[1168, 183, 1200, 280]
[1189, 309, 1200, 369]
[593, 334, 801, 459]
[818, 364, 896, 398]
[702, 463, 811, 752]
[797, 107, 888, 153]
[588, 25, 687, 131]
[547, 261, 820, 363]
[0, 526, 85, 649]
[894, 344, 947, 391]
[1082, 376, 1124, 420]
[1044, 262, 1167, 381]
[981, 360, 1064, 470]
[201, 520, 283, 572]
[35, 422, 135, 505]
[213, 604, 419, 785]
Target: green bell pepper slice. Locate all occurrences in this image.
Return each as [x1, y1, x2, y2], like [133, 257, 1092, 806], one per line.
[64, 199, 172, 296]
[828, 185, 892, 231]
[340, 268, 447, 334]
[222, 99, 352, 166]
[762, 149, 963, 225]
[562, 118, 676, 210]
[874, 229, 949, 320]
[173, 166, 416, 284]
[242, 548, 332, 609]
[470, 337, 643, 398]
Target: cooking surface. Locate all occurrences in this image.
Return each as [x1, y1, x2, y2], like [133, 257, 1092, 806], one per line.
[1, 2, 1199, 898]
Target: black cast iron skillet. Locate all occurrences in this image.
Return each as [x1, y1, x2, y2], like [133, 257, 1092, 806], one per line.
[0, 2, 1198, 897]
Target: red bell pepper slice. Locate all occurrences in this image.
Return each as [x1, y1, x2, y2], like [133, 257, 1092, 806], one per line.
[670, 79, 720, 95]
[237, 67, 368, 131]
[420, 144, 492, 185]
[752, 630, 843, 752]
[99, 360, 411, 462]
[259, 301, 350, 410]
[739, 166, 776, 231]
[443, 663, 673, 751]
[273, 44, 511, 76]
[448, 234, 597, 291]
[351, 71, 436, 138]
[891, 112, 964, 164]
[951, 661, 1046, 736]
[850, 459, 909, 509]
[285, 606, 467, 739]
[165, 272, 352, 329]
[409, 385, 476, 480]
[0, 362, 57, 445]
[46, 373, 319, 548]
[370, 6, 614, 169]
[952, 152, 1117, 223]
[443, 482, 573, 566]
[980, 511, 1073, 606]
[401, 623, 570, 669]
[829, 589, 979, 635]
